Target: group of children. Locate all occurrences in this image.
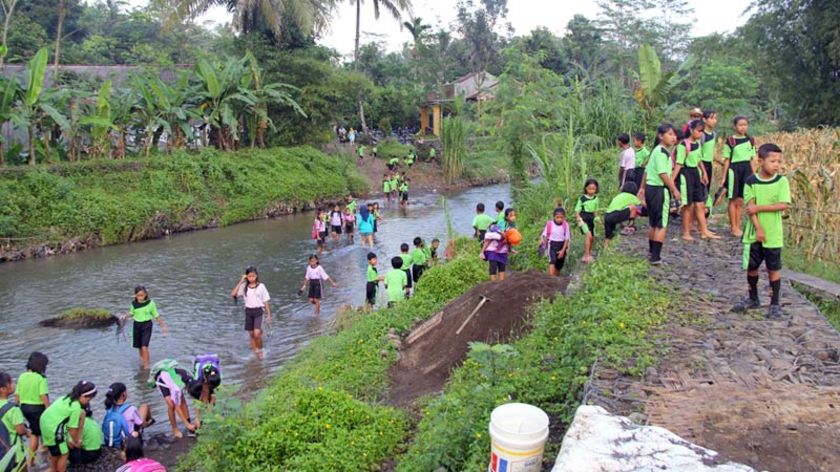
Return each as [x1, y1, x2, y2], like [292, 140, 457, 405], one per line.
[0, 349, 222, 472]
[381, 171, 411, 207]
[362, 237, 440, 309]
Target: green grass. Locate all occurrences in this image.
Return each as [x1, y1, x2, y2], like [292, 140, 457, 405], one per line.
[783, 248, 840, 285]
[793, 283, 840, 332]
[376, 140, 411, 160]
[396, 252, 670, 471]
[58, 307, 111, 320]
[0, 147, 369, 248]
[177, 239, 487, 472]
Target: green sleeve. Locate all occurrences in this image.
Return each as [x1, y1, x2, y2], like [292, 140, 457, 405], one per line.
[779, 177, 791, 203]
[743, 182, 755, 204]
[8, 405, 24, 428]
[676, 143, 687, 165]
[68, 403, 82, 429]
[471, 215, 478, 228]
[149, 300, 160, 319]
[722, 142, 732, 159]
[574, 197, 582, 213]
[40, 376, 49, 396]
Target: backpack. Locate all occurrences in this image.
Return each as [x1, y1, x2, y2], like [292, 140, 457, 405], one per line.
[147, 359, 182, 389]
[102, 404, 132, 448]
[726, 135, 755, 150]
[311, 220, 320, 240]
[0, 401, 19, 472]
[194, 354, 222, 383]
[673, 138, 694, 164]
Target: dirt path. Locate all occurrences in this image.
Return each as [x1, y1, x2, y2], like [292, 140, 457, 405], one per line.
[586, 218, 840, 472]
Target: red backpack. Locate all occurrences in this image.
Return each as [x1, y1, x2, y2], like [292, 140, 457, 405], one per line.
[726, 135, 756, 150]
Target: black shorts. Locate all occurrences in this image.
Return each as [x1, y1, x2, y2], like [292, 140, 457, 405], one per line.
[622, 168, 636, 186]
[318, 231, 328, 243]
[403, 269, 413, 288]
[70, 447, 101, 465]
[412, 264, 426, 282]
[365, 281, 378, 305]
[604, 208, 632, 239]
[331, 225, 342, 234]
[244, 307, 263, 331]
[132, 320, 153, 349]
[579, 212, 596, 236]
[634, 167, 645, 189]
[21, 404, 46, 436]
[701, 161, 713, 192]
[645, 185, 670, 229]
[47, 445, 64, 458]
[345, 223, 354, 234]
[728, 161, 754, 200]
[401, 192, 409, 202]
[477, 230, 487, 242]
[373, 220, 378, 233]
[548, 241, 567, 270]
[747, 243, 782, 271]
[488, 260, 506, 275]
[679, 167, 707, 205]
[307, 280, 322, 299]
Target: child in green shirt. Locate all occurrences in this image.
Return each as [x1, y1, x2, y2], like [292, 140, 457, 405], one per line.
[574, 179, 600, 263]
[720, 116, 757, 237]
[411, 237, 428, 283]
[603, 182, 642, 246]
[130, 286, 169, 370]
[732, 143, 791, 319]
[366, 252, 384, 310]
[385, 257, 409, 307]
[472, 203, 494, 241]
[15, 351, 49, 463]
[40, 381, 97, 472]
[1, 371, 28, 471]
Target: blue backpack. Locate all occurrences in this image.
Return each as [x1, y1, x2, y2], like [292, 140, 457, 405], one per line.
[102, 404, 132, 448]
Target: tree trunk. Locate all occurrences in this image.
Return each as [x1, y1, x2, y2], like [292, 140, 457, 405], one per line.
[0, 142, 4, 166]
[28, 124, 35, 165]
[53, 0, 65, 78]
[354, 0, 361, 67]
[0, 0, 17, 68]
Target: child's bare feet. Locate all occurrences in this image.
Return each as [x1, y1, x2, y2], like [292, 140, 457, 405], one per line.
[682, 234, 695, 241]
[701, 232, 721, 240]
[172, 429, 183, 439]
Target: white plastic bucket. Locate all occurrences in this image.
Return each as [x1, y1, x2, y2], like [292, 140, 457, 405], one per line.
[488, 403, 550, 472]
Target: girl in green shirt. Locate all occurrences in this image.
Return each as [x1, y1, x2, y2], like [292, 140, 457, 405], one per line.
[1, 371, 28, 472]
[130, 286, 169, 370]
[40, 381, 97, 472]
[15, 351, 50, 464]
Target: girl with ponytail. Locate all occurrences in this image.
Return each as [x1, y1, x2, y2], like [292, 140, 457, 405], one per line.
[39, 380, 97, 472]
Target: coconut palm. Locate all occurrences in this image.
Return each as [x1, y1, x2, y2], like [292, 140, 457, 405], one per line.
[162, 0, 335, 37]
[403, 15, 430, 57]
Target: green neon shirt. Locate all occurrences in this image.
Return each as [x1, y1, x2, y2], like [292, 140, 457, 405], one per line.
[15, 371, 49, 405]
[429, 148, 436, 157]
[606, 192, 642, 213]
[40, 396, 82, 447]
[399, 182, 408, 192]
[701, 131, 716, 163]
[385, 270, 408, 302]
[346, 201, 357, 213]
[389, 157, 399, 165]
[472, 214, 494, 231]
[357, 146, 365, 156]
[367, 265, 379, 283]
[646, 145, 672, 187]
[0, 399, 25, 462]
[634, 146, 651, 168]
[574, 195, 599, 214]
[81, 417, 103, 451]
[411, 248, 427, 266]
[129, 300, 159, 323]
[742, 174, 791, 249]
[400, 253, 412, 268]
[723, 136, 756, 163]
[676, 140, 702, 168]
[383, 180, 391, 192]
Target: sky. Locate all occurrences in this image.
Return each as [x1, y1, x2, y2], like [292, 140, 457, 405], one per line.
[130, 0, 755, 58]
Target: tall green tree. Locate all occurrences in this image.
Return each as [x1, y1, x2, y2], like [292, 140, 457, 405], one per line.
[0, 0, 18, 66]
[163, 0, 333, 37]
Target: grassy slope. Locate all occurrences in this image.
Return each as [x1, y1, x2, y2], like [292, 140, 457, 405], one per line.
[177, 239, 487, 471]
[0, 147, 369, 248]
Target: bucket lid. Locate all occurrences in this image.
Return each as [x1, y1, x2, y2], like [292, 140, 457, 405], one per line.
[490, 402, 549, 436]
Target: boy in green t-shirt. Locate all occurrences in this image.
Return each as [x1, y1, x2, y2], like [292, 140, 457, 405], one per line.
[411, 237, 428, 283]
[399, 243, 413, 295]
[603, 181, 642, 246]
[732, 143, 790, 319]
[472, 203, 494, 241]
[1, 372, 28, 471]
[388, 156, 399, 171]
[429, 147, 437, 161]
[385, 257, 409, 307]
[365, 252, 384, 310]
[357, 145, 366, 160]
[632, 132, 649, 191]
[372, 145, 378, 158]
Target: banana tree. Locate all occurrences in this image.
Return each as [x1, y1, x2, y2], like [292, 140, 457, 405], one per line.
[78, 80, 118, 159]
[633, 44, 694, 131]
[0, 75, 20, 165]
[242, 51, 305, 148]
[194, 57, 256, 151]
[12, 48, 70, 165]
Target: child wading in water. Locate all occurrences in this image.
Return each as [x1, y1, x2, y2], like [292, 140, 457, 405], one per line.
[149, 361, 198, 439]
[129, 286, 169, 370]
[343, 207, 355, 243]
[329, 204, 343, 242]
[357, 205, 375, 248]
[575, 179, 600, 263]
[15, 351, 49, 465]
[365, 252, 384, 310]
[313, 209, 328, 254]
[1, 371, 29, 472]
[720, 116, 757, 237]
[39, 380, 97, 472]
[230, 266, 271, 359]
[299, 255, 337, 316]
[672, 119, 719, 241]
[539, 207, 571, 276]
[639, 123, 682, 265]
[732, 143, 790, 319]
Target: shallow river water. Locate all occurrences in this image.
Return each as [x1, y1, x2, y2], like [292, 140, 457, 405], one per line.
[0, 183, 510, 429]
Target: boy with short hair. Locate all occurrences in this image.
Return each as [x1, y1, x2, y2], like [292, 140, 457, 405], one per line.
[388, 156, 399, 171]
[430, 238, 440, 263]
[365, 252, 384, 310]
[411, 237, 428, 282]
[732, 143, 790, 319]
[632, 132, 649, 191]
[382, 174, 392, 202]
[617, 133, 635, 187]
[399, 243, 413, 296]
[494, 201, 506, 228]
[399, 178, 410, 207]
[604, 182, 642, 245]
[385, 257, 408, 307]
[472, 203, 494, 241]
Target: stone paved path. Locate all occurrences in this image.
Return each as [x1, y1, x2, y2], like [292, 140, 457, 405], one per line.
[586, 219, 840, 472]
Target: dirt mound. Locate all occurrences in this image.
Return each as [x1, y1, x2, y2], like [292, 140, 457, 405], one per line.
[388, 270, 568, 406]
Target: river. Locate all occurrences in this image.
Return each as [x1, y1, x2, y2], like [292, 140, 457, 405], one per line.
[0, 183, 510, 430]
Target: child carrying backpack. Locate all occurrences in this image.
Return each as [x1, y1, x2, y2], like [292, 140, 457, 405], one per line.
[148, 360, 198, 439]
[1, 371, 27, 472]
[188, 355, 222, 404]
[102, 383, 154, 449]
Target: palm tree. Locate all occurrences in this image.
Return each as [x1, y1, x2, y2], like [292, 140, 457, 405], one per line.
[402, 15, 429, 57]
[352, 0, 411, 132]
[163, 0, 334, 37]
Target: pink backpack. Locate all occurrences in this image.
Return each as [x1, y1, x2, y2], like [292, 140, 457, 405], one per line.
[115, 458, 167, 472]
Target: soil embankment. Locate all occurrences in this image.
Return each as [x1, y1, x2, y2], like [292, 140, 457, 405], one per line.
[389, 270, 568, 406]
[586, 221, 840, 472]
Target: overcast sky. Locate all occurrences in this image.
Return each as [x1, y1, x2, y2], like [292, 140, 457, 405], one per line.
[130, 0, 754, 58]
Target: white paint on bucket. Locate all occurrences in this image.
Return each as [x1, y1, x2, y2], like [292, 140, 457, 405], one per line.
[488, 402, 550, 472]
